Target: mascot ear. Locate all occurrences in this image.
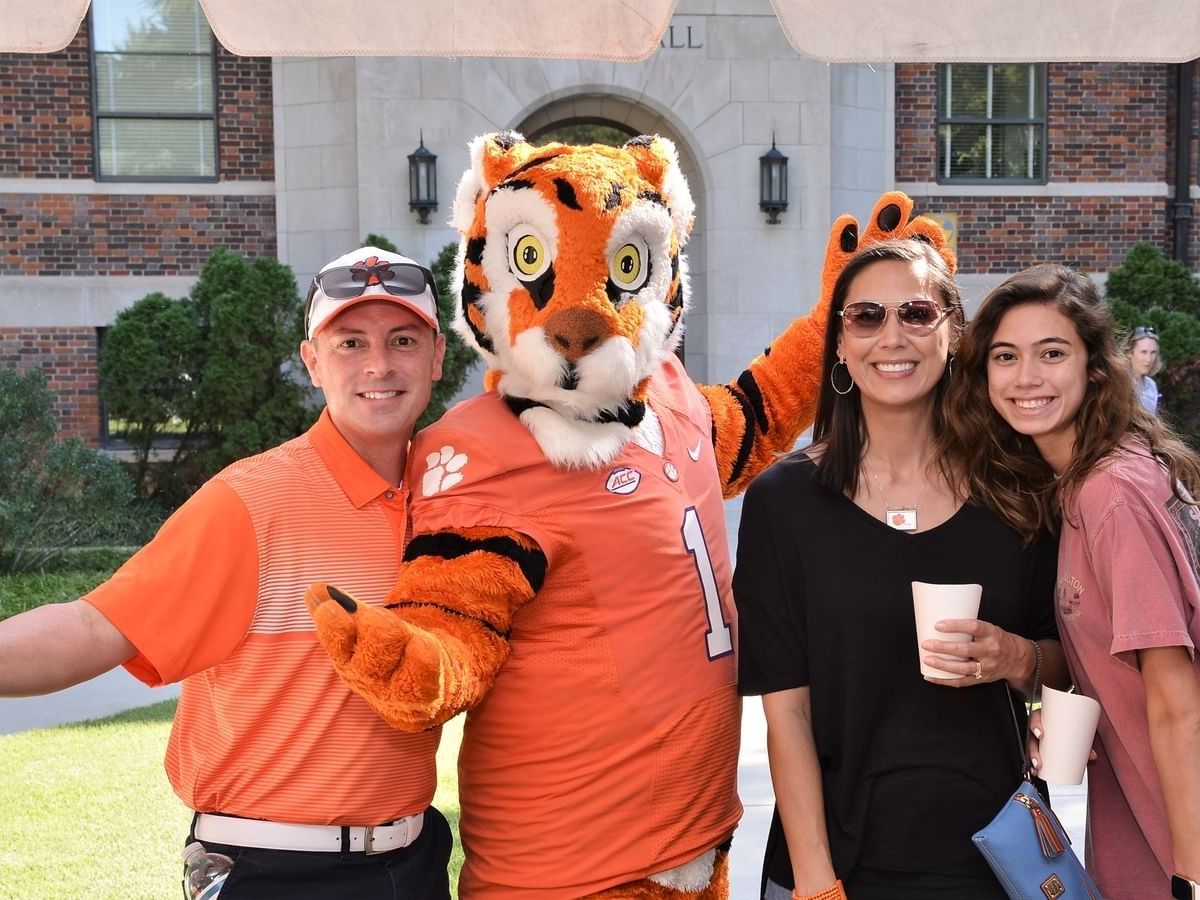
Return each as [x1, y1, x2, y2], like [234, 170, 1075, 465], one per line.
[451, 131, 533, 233]
[623, 135, 695, 245]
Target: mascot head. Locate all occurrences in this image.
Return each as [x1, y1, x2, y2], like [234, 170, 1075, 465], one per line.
[450, 132, 694, 457]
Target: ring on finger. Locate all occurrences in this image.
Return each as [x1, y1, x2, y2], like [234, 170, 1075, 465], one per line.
[973, 659, 984, 680]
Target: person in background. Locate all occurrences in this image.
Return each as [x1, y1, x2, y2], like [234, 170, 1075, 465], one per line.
[735, 238, 1067, 900]
[946, 264, 1200, 900]
[1126, 325, 1162, 414]
[0, 248, 454, 899]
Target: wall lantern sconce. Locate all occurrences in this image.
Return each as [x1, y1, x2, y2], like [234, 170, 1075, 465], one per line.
[408, 132, 438, 225]
[759, 135, 788, 225]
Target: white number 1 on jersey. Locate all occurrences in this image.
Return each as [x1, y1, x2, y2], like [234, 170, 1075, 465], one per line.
[681, 506, 733, 660]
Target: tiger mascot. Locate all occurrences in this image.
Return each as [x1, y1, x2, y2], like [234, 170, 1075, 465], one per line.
[306, 133, 948, 898]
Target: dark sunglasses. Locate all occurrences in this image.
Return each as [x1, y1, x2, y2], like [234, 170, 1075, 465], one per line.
[838, 299, 958, 338]
[1132, 325, 1157, 338]
[304, 260, 439, 332]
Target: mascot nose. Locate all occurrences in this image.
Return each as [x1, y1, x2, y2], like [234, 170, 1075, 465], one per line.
[545, 308, 609, 362]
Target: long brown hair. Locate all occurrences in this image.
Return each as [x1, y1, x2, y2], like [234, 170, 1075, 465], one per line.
[812, 239, 965, 498]
[944, 264, 1200, 542]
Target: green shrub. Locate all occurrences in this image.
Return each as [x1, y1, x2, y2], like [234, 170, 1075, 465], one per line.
[98, 291, 204, 491]
[100, 249, 316, 506]
[0, 370, 146, 574]
[190, 249, 313, 475]
[421, 241, 479, 429]
[1105, 243, 1200, 441]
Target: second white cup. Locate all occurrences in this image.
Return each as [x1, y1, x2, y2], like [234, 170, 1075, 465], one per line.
[912, 581, 982, 679]
[1037, 685, 1102, 784]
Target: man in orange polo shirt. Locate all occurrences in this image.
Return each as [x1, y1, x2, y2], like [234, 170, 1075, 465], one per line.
[0, 248, 453, 899]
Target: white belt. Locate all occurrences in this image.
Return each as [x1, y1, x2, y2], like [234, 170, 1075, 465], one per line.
[194, 811, 424, 855]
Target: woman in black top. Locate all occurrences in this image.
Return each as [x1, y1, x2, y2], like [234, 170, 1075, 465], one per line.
[734, 230, 1068, 900]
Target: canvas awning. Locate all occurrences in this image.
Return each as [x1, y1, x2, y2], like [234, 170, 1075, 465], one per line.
[2, 0, 1197, 62]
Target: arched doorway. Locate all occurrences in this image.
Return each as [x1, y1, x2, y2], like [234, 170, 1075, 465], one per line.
[514, 95, 709, 379]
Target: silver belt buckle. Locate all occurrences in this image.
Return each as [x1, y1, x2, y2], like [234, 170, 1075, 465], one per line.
[363, 825, 380, 856]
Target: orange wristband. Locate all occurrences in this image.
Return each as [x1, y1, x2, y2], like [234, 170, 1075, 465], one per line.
[791, 880, 846, 900]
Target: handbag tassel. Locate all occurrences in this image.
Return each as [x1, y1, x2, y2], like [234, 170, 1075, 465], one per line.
[1015, 793, 1067, 858]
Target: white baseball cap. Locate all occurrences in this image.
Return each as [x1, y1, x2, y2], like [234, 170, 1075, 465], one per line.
[305, 247, 440, 339]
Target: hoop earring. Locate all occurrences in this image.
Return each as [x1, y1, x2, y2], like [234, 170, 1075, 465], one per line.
[831, 360, 855, 396]
[946, 355, 956, 379]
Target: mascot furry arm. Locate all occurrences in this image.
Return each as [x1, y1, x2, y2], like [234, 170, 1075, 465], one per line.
[306, 132, 950, 898]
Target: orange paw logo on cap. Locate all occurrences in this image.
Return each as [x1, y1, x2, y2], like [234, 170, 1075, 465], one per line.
[352, 256, 390, 287]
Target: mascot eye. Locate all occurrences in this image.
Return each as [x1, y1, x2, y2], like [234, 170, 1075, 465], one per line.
[508, 226, 551, 282]
[609, 239, 649, 292]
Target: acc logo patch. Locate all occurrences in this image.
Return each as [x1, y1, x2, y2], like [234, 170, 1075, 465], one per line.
[423, 445, 468, 496]
[605, 466, 641, 495]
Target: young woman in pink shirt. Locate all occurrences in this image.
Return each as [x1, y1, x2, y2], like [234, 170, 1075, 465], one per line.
[945, 264, 1200, 900]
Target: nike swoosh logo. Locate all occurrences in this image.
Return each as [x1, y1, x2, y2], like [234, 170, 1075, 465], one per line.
[687, 437, 703, 462]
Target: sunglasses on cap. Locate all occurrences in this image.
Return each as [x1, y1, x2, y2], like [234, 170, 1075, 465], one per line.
[304, 259, 439, 335]
[837, 299, 959, 338]
[1132, 325, 1157, 338]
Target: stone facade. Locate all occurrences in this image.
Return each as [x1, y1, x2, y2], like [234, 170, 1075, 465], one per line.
[273, 0, 895, 388]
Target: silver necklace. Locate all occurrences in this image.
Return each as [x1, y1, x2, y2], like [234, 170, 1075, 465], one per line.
[864, 455, 928, 532]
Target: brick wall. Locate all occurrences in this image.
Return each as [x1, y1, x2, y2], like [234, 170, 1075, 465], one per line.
[0, 31, 92, 178]
[218, 49, 274, 181]
[920, 196, 1168, 274]
[1, 193, 277, 275]
[1047, 64, 1167, 182]
[895, 63, 937, 184]
[0, 329, 100, 444]
[0, 27, 273, 182]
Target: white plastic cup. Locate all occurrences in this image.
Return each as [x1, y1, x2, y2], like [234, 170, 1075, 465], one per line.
[1037, 685, 1102, 784]
[912, 581, 982, 679]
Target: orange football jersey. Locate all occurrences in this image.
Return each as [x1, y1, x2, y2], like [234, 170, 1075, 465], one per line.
[411, 355, 742, 897]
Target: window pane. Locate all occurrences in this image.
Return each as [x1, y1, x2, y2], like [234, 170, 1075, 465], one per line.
[96, 52, 213, 114]
[93, 0, 211, 53]
[946, 64, 988, 118]
[99, 118, 215, 178]
[939, 124, 988, 180]
[992, 124, 1043, 180]
[991, 64, 1036, 118]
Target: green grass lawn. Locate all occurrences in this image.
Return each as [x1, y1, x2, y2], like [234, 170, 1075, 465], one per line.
[0, 703, 465, 899]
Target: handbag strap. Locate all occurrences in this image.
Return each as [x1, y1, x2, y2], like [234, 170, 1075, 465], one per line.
[1004, 639, 1043, 781]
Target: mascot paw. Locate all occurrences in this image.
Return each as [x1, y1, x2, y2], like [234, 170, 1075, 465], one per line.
[305, 583, 442, 728]
[815, 190, 956, 329]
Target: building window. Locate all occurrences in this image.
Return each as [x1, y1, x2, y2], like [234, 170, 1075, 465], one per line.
[937, 64, 1046, 183]
[90, 0, 217, 181]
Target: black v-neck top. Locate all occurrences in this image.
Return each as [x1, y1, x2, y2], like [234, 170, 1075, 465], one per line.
[734, 453, 1058, 887]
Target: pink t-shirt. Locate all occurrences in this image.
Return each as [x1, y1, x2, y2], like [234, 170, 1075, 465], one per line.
[1056, 440, 1199, 898]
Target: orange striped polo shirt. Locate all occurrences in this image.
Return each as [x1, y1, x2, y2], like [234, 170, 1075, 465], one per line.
[411, 355, 742, 897]
[87, 410, 439, 825]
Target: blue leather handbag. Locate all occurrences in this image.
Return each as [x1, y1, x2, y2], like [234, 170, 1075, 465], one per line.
[973, 778, 1103, 899]
[972, 686, 1104, 900]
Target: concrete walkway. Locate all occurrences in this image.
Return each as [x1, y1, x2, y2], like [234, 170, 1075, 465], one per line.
[0, 667, 179, 736]
[1, 672, 1085, 897]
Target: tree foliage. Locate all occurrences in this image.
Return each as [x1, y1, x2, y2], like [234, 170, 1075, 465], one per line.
[99, 248, 315, 506]
[1105, 242, 1200, 442]
[421, 241, 480, 428]
[1105, 242, 1200, 365]
[0, 370, 148, 574]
